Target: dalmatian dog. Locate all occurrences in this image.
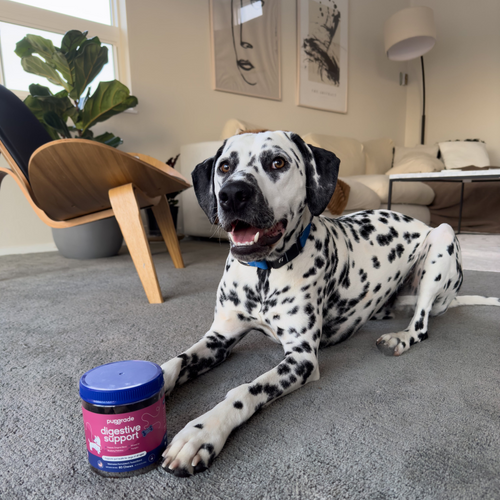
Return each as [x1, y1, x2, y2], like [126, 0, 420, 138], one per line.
[160, 131, 499, 477]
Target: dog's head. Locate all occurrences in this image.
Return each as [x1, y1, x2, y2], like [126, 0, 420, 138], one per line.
[192, 131, 340, 262]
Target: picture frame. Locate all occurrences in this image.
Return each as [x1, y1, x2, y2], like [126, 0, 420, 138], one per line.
[297, 0, 348, 113]
[209, 0, 281, 101]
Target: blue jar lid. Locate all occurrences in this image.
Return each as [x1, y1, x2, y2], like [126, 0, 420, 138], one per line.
[79, 360, 164, 406]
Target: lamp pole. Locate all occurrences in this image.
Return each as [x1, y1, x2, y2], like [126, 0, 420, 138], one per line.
[420, 56, 426, 145]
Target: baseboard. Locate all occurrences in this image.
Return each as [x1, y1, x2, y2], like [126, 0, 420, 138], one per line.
[0, 242, 57, 256]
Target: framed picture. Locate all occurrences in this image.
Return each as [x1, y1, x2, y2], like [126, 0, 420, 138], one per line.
[297, 0, 348, 113]
[210, 0, 281, 101]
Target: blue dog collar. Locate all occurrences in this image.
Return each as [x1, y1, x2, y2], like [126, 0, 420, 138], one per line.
[243, 223, 312, 271]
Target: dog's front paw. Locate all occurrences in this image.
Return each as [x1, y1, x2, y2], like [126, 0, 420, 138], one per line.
[376, 333, 407, 356]
[161, 412, 229, 477]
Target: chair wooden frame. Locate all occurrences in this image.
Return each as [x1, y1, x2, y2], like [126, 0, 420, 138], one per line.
[0, 138, 191, 304]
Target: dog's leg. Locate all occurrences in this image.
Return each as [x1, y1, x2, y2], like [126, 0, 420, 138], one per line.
[161, 312, 250, 396]
[376, 224, 462, 356]
[162, 338, 320, 477]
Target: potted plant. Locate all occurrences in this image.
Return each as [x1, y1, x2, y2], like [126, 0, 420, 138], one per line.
[16, 30, 138, 258]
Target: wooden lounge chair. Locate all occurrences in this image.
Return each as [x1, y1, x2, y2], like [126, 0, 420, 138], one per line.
[0, 84, 191, 304]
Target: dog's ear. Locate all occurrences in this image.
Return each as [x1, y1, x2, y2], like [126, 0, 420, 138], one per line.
[191, 142, 226, 224]
[290, 134, 340, 216]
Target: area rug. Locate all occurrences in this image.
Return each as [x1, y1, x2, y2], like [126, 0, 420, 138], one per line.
[0, 239, 499, 499]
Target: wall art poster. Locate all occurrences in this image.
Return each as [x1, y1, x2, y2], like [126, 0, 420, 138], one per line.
[297, 0, 348, 113]
[210, 0, 281, 100]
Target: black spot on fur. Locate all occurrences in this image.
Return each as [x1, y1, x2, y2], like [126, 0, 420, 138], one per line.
[249, 384, 263, 395]
[315, 256, 325, 269]
[278, 363, 291, 375]
[294, 360, 315, 384]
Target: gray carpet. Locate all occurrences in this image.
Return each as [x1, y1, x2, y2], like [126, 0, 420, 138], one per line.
[1, 239, 499, 500]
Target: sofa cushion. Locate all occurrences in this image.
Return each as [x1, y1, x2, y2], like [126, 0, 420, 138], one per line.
[348, 175, 435, 205]
[363, 138, 394, 175]
[393, 144, 439, 165]
[220, 118, 266, 139]
[302, 133, 366, 177]
[439, 140, 490, 169]
[386, 152, 444, 175]
[341, 177, 381, 211]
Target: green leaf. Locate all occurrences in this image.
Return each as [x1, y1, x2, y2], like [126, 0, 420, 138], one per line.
[61, 30, 88, 54]
[43, 111, 72, 138]
[93, 132, 123, 148]
[70, 41, 108, 99]
[24, 92, 76, 135]
[52, 51, 73, 87]
[23, 96, 60, 139]
[79, 80, 138, 133]
[21, 55, 70, 91]
[29, 83, 52, 97]
[15, 34, 56, 59]
[80, 129, 94, 139]
[29, 89, 73, 115]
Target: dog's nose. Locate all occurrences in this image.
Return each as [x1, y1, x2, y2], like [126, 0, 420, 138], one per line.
[219, 181, 255, 213]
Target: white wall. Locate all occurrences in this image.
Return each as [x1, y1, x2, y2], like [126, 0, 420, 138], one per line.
[107, 0, 409, 154]
[7, 0, 497, 255]
[405, 0, 500, 166]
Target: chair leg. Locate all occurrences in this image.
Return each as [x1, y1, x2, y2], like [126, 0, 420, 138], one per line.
[109, 184, 163, 304]
[152, 195, 185, 269]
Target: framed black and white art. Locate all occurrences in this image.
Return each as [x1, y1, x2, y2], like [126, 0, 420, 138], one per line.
[297, 0, 348, 113]
[210, 0, 281, 101]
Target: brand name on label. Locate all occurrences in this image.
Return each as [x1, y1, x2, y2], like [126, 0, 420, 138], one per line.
[106, 416, 134, 425]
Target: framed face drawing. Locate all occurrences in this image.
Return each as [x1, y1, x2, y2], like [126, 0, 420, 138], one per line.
[210, 0, 281, 100]
[297, 0, 348, 113]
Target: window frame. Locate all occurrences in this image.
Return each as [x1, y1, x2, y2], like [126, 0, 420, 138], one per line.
[0, 0, 132, 98]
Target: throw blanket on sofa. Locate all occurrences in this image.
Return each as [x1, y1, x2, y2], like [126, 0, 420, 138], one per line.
[327, 179, 350, 215]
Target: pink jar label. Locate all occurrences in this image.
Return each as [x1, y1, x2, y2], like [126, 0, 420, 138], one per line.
[82, 397, 167, 473]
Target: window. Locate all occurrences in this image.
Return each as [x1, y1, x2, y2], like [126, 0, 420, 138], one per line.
[0, 0, 131, 96]
[9, 0, 112, 25]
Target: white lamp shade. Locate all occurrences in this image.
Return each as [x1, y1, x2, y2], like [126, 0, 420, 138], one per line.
[384, 6, 436, 61]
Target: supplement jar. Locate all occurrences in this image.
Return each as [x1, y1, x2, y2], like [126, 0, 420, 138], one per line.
[79, 360, 167, 477]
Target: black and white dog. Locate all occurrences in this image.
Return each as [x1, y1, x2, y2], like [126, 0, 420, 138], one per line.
[160, 131, 499, 477]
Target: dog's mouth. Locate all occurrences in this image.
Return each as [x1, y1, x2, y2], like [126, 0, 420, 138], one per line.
[228, 219, 287, 259]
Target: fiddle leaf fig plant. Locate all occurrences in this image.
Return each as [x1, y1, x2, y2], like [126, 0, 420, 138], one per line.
[15, 30, 137, 147]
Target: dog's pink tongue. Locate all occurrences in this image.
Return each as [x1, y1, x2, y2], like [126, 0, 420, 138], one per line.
[232, 226, 260, 244]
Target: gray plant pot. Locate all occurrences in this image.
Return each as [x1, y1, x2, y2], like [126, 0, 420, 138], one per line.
[52, 218, 124, 259]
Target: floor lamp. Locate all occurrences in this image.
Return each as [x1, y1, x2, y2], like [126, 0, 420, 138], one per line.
[384, 6, 436, 145]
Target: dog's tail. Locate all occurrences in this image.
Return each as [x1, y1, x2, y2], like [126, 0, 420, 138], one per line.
[395, 295, 500, 308]
[448, 295, 500, 308]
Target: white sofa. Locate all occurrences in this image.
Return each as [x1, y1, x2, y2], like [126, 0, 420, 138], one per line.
[177, 120, 438, 238]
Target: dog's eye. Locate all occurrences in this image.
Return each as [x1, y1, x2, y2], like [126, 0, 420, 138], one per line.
[219, 162, 231, 174]
[272, 157, 286, 169]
